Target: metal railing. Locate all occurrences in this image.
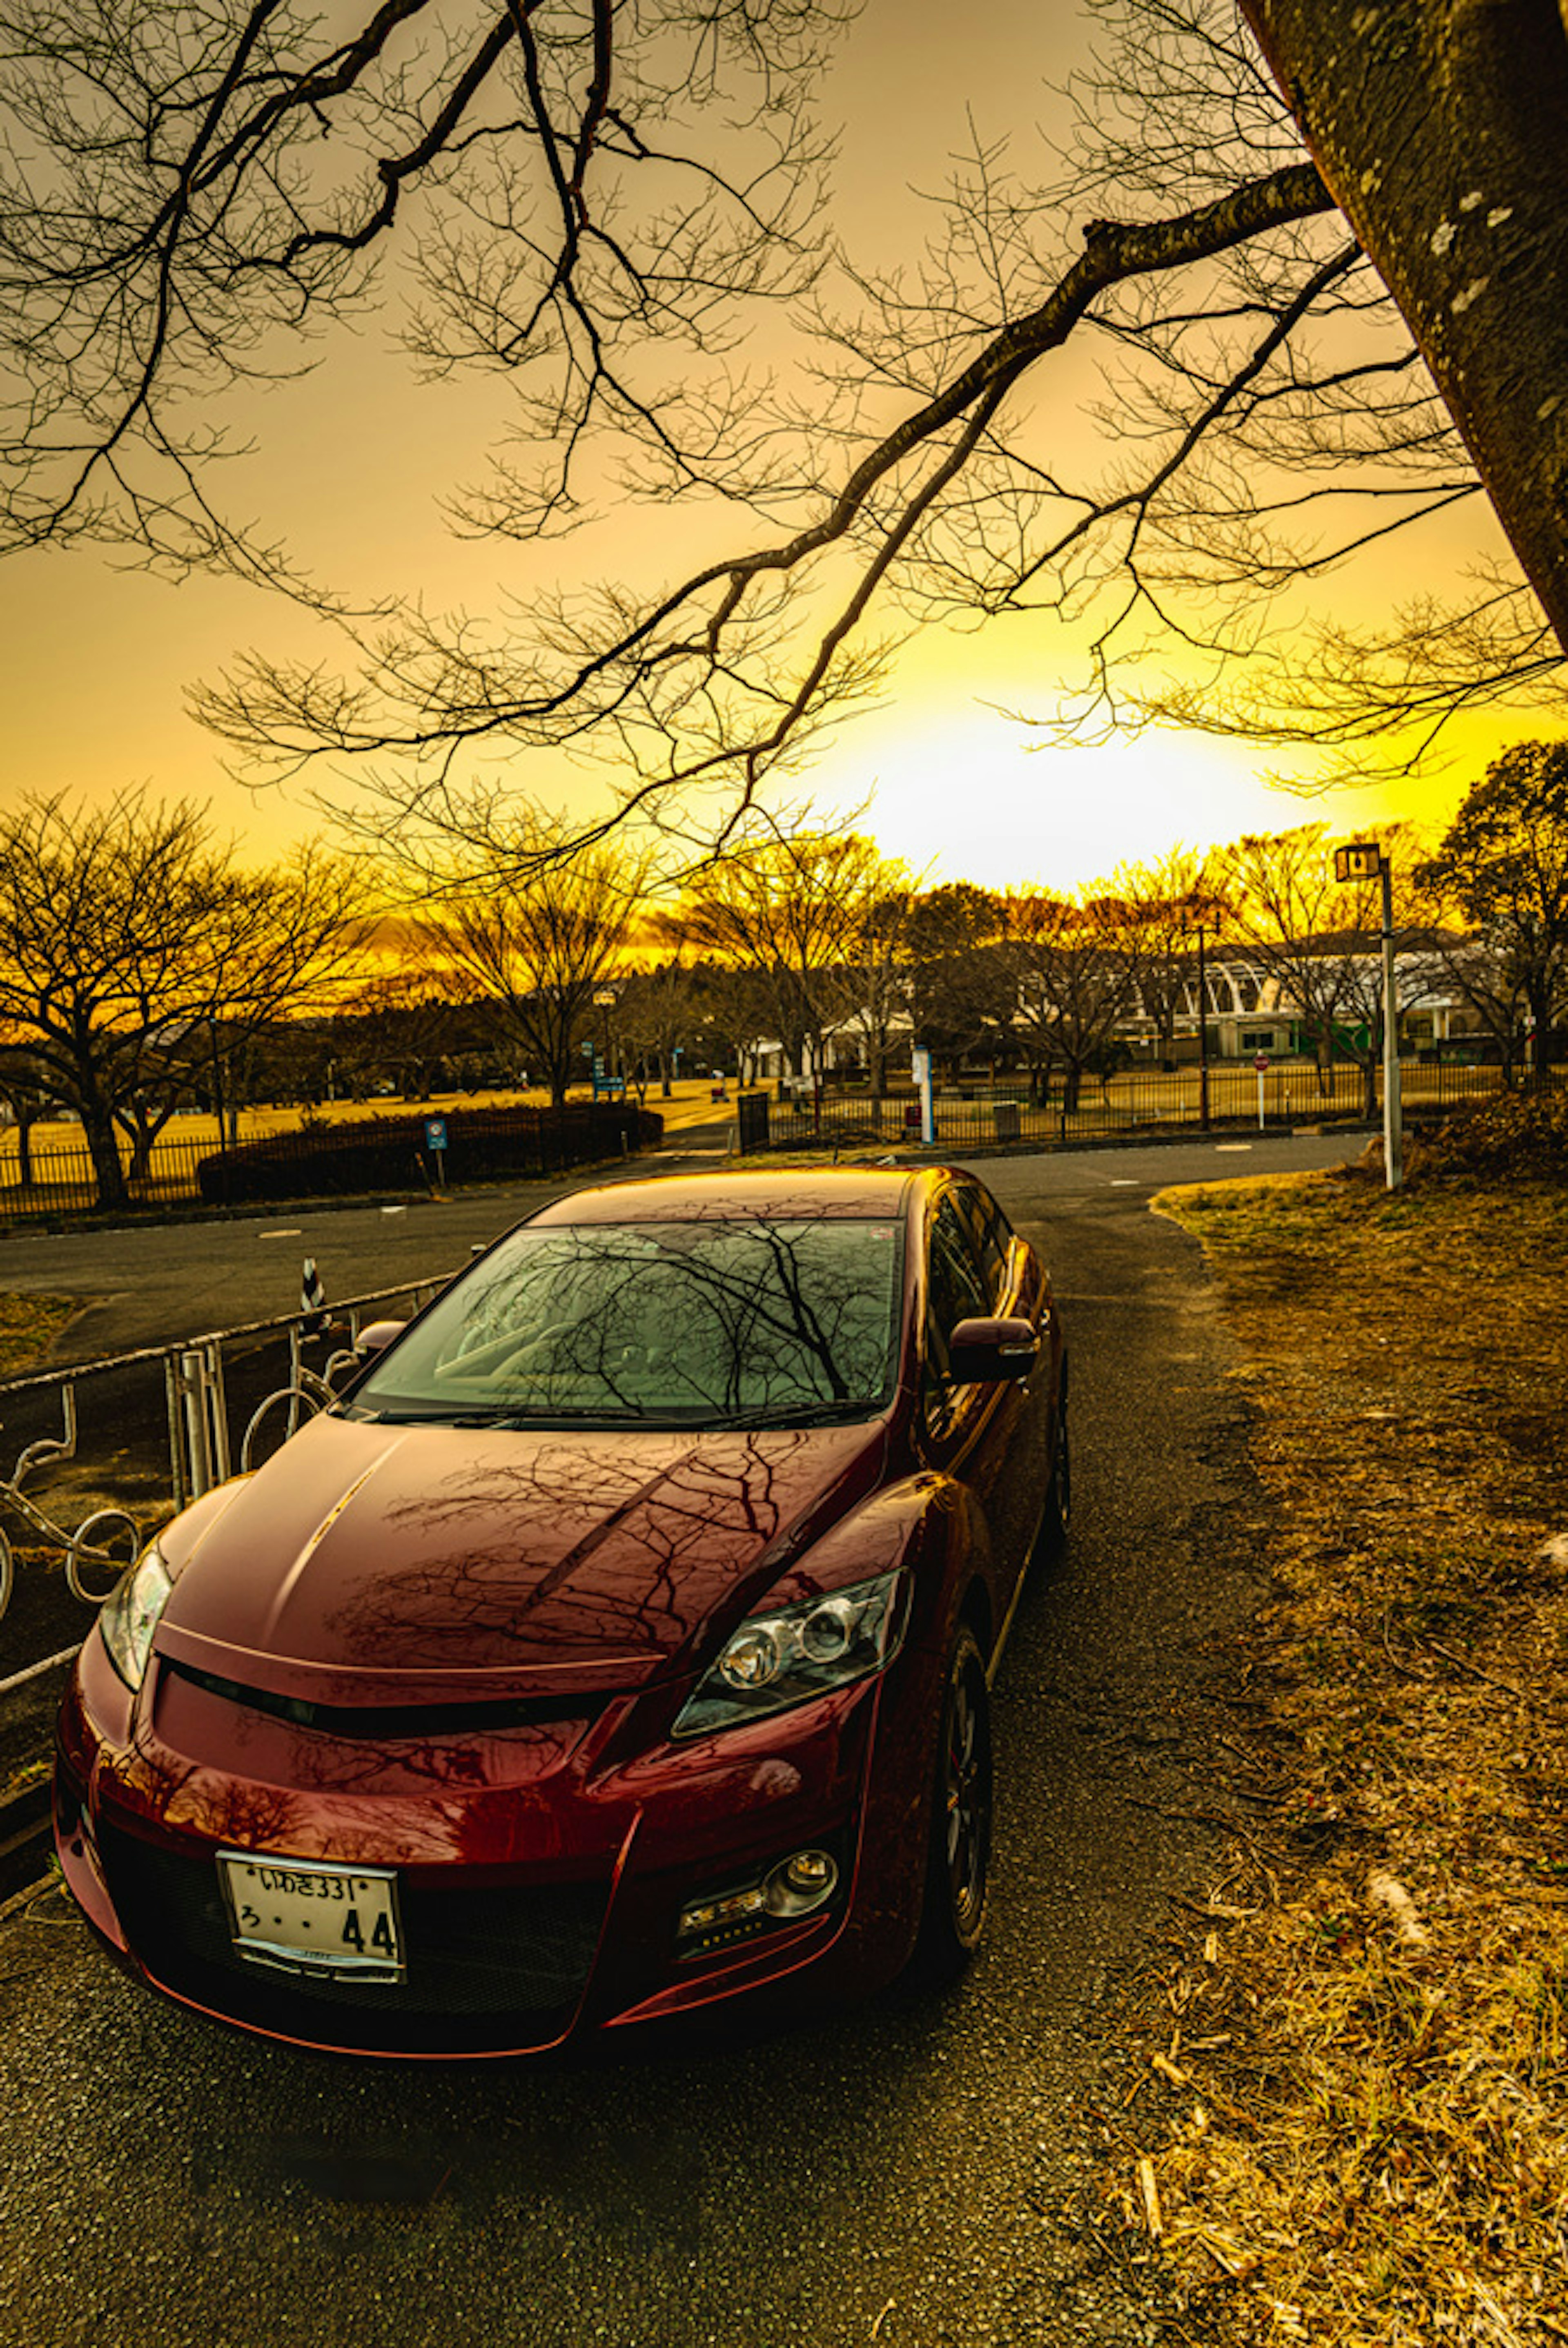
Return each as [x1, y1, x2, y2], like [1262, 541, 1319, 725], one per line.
[764, 1056, 1539, 1151]
[0, 1099, 658, 1222]
[0, 1269, 457, 1695]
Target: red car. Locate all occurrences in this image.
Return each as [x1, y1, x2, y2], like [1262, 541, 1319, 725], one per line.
[54, 1167, 1067, 2057]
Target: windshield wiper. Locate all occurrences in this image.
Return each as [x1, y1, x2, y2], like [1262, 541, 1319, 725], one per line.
[346, 1398, 878, 1432]
[350, 1406, 515, 1426]
[709, 1398, 877, 1429]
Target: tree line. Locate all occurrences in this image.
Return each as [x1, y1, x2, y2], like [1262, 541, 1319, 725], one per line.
[4, 740, 1567, 1205]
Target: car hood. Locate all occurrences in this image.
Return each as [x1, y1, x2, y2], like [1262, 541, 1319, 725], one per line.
[154, 1410, 887, 1705]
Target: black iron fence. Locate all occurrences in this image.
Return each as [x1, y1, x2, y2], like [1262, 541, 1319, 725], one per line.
[0, 1100, 662, 1223]
[761, 1056, 1537, 1153]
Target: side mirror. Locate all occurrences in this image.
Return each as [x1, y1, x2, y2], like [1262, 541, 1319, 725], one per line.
[947, 1316, 1038, 1385]
[354, 1319, 408, 1358]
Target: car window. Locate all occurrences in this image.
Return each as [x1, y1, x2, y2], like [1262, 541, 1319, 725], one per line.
[922, 1196, 992, 1435]
[956, 1186, 1013, 1309]
[350, 1217, 905, 1428]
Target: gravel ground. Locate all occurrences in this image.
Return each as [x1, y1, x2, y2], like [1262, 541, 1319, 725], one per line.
[0, 1139, 1354, 2348]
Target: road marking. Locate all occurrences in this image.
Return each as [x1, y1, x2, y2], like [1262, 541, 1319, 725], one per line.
[380, 1205, 407, 1216]
[258, 1228, 303, 1239]
[1214, 1143, 1253, 1153]
[1109, 1178, 1140, 1186]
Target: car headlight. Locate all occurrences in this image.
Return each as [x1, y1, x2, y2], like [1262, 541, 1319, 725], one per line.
[673, 1572, 906, 1740]
[98, 1542, 174, 1692]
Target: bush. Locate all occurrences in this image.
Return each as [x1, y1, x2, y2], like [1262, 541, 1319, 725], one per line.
[195, 1103, 663, 1205]
[1388, 1088, 1568, 1182]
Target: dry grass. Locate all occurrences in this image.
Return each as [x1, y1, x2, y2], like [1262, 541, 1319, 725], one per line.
[0, 1292, 78, 1377]
[1110, 1168, 1568, 2344]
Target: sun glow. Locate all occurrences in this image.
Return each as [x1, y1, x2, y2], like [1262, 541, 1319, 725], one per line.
[806, 696, 1460, 893]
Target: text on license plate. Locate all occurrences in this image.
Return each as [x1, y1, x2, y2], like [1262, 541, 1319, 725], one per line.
[218, 1852, 403, 1980]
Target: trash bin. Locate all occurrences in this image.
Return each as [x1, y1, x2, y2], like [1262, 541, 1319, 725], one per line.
[993, 1102, 1021, 1141]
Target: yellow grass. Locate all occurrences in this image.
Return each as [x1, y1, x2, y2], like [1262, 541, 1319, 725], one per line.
[1114, 1167, 1568, 2344]
[0, 1293, 78, 1377]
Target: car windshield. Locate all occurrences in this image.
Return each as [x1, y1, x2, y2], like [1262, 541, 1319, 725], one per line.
[349, 1217, 905, 1428]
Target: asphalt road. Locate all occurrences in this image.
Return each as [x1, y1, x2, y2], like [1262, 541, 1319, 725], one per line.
[0, 1135, 1355, 2348]
[0, 1128, 1362, 1365]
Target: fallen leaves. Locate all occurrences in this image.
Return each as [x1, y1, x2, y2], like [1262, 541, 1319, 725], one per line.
[1123, 1168, 1568, 2345]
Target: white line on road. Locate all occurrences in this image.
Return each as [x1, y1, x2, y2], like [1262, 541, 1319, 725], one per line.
[258, 1228, 303, 1239]
[1214, 1143, 1253, 1153]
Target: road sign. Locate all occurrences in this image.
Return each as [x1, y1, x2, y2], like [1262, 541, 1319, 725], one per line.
[1334, 842, 1382, 882]
[1254, 1053, 1270, 1071]
[424, 1117, 447, 1152]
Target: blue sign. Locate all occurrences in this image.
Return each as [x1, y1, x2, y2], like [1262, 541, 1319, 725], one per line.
[424, 1117, 447, 1152]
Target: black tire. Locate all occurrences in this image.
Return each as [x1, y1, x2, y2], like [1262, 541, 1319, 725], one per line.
[1035, 1401, 1071, 1560]
[912, 1623, 993, 1982]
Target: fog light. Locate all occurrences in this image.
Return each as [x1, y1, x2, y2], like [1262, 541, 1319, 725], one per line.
[677, 1883, 767, 1940]
[764, 1847, 839, 1919]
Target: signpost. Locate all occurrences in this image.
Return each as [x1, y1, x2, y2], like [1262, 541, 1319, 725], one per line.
[1334, 841, 1403, 1190]
[1253, 1052, 1270, 1129]
[910, 1047, 935, 1146]
[1180, 899, 1215, 1132]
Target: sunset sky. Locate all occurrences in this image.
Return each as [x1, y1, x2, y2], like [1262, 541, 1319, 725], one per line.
[0, 0, 1546, 887]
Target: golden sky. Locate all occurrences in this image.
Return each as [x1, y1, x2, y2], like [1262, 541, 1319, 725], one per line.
[0, 0, 1537, 888]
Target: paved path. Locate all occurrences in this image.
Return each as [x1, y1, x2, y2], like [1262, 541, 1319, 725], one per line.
[2, 1129, 1359, 1365]
[0, 1138, 1334, 2347]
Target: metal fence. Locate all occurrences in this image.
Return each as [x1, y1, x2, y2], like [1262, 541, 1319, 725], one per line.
[762, 1055, 1529, 1152]
[0, 1271, 459, 1697]
[0, 1099, 659, 1223]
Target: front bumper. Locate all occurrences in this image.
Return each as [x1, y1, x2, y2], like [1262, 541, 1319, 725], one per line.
[54, 1626, 938, 2058]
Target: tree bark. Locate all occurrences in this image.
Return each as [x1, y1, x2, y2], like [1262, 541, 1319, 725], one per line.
[82, 1104, 129, 1208]
[1243, 0, 1568, 647]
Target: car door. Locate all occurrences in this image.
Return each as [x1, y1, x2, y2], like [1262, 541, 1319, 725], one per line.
[916, 1184, 1044, 1646]
[957, 1181, 1056, 1569]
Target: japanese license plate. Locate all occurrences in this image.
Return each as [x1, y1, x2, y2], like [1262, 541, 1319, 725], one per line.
[218, 1852, 403, 1982]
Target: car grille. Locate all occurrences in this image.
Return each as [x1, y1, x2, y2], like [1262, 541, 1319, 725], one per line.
[99, 1824, 610, 2055]
[161, 1657, 606, 1741]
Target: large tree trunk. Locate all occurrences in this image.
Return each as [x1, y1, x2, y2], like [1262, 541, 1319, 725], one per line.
[1242, 0, 1568, 647]
[82, 1105, 128, 1208]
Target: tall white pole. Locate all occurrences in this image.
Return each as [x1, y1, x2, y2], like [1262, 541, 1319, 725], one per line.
[1381, 859, 1403, 1191]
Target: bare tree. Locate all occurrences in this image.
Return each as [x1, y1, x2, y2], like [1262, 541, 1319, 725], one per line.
[999, 889, 1135, 1112]
[4, 1, 1568, 839]
[0, 792, 371, 1204]
[679, 825, 891, 1088]
[613, 950, 701, 1100]
[0, 1043, 51, 1188]
[830, 863, 918, 1095]
[423, 818, 648, 1106]
[1100, 846, 1218, 1062]
[1219, 820, 1438, 1115]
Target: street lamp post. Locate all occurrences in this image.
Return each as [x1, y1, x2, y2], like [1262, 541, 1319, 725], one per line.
[1180, 904, 1212, 1133]
[1334, 842, 1403, 1191]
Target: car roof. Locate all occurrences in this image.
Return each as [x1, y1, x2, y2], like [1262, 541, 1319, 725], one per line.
[528, 1167, 922, 1226]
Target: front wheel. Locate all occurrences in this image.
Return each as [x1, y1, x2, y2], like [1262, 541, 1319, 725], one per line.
[912, 1624, 993, 1982]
